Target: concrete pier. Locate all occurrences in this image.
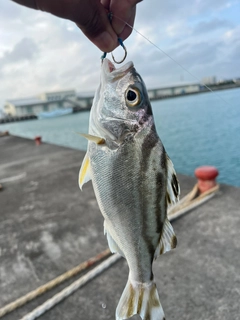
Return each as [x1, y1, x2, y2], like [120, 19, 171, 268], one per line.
[0, 135, 239, 320]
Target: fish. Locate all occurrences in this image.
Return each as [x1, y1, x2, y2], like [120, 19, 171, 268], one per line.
[79, 58, 180, 320]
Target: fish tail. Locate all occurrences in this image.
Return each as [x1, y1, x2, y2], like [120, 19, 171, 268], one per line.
[116, 279, 165, 320]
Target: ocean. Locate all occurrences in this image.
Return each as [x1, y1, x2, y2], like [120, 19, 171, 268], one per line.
[1, 88, 240, 187]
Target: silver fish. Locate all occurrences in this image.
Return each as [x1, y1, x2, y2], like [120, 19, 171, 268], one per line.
[79, 58, 180, 320]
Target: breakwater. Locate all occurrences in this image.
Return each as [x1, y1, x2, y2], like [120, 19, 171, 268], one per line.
[0, 114, 37, 124]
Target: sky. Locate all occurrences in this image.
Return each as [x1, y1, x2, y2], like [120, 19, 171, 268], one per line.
[0, 0, 240, 109]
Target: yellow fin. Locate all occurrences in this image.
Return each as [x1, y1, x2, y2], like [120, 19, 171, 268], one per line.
[78, 133, 105, 144]
[104, 221, 125, 258]
[116, 280, 165, 320]
[154, 218, 177, 259]
[79, 152, 91, 190]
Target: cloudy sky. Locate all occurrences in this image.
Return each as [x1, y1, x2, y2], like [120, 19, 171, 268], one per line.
[0, 0, 240, 109]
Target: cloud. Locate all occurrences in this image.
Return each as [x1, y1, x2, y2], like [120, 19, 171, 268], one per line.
[2, 38, 38, 64]
[0, 37, 39, 82]
[0, 1, 21, 19]
[193, 18, 233, 34]
[136, 0, 236, 25]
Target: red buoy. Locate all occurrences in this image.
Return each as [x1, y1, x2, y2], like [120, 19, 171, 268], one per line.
[195, 166, 219, 193]
[35, 136, 42, 146]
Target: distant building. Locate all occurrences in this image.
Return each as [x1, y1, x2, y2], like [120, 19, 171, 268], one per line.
[233, 78, 240, 84]
[201, 76, 217, 85]
[38, 90, 76, 102]
[0, 109, 4, 119]
[148, 84, 201, 99]
[3, 90, 93, 117]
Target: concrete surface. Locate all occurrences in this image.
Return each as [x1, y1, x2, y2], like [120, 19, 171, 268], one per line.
[0, 135, 239, 320]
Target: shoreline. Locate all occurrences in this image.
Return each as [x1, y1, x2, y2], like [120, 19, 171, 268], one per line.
[1, 85, 239, 124]
[150, 82, 240, 101]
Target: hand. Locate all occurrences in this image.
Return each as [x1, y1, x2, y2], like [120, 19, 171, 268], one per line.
[12, 0, 142, 52]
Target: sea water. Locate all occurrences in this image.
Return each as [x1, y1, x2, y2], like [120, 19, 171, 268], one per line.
[1, 88, 240, 187]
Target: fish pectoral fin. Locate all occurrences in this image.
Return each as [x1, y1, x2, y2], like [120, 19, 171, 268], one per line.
[166, 154, 180, 206]
[155, 218, 177, 258]
[104, 221, 125, 258]
[116, 280, 165, 320]
[79, 152, 91, 190]
[78, 133, 105, 144]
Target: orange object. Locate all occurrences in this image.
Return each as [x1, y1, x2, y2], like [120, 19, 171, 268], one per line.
[195, 166, 219, 193]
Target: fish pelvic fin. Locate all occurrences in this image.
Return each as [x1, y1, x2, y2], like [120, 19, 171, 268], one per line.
[166, 154, 180, 206]
[155, 218, 177, 259]
[79, 133, 105, 144]
[104, 221, 125, 258]
[116, 279, 165, 320]
[79, 152, 91, 190]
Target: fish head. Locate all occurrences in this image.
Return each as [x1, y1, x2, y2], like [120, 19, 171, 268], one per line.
[89, 58, 154, 144]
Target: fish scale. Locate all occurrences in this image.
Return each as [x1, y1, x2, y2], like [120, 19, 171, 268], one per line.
[79, 58, 180, 320]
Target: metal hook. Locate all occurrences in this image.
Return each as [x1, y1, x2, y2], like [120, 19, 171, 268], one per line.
[111, 38, 127, 64]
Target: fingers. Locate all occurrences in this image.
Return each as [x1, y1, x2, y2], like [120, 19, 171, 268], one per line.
[107, 0, 142, 39]
[74, 1, 118, 53]
[117, 6, 136, 42]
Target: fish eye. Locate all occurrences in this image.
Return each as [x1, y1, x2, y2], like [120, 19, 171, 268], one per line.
[125, 88, 141, 107]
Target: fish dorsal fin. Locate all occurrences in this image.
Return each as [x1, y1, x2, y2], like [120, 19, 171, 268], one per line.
[166, 154, 180, 206]
[79, 152, 91, 190]
[79, 133, 105, 144]
[104, 221, 125, 258]
[155, 218, 177, 259]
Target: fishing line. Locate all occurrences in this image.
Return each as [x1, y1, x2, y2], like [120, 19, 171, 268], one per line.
[113, 14, 230, 106]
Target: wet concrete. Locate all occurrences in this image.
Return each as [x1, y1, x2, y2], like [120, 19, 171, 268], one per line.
[0, 135, 239, 320]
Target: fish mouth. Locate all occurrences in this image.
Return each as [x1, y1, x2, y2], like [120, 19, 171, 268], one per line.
[102, 58, 134, 78]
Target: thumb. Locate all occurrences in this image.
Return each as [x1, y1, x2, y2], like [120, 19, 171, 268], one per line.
[75, 0, 118, 52]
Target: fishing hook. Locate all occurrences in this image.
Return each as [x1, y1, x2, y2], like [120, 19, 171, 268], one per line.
[111, 38, 127, 64]
[101, 37, 127, 64]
